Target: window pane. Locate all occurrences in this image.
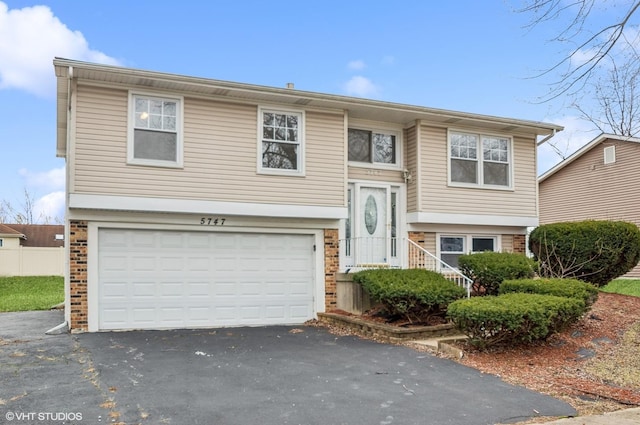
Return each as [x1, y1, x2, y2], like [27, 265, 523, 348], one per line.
[134, 129, 177, 162]
[451, 133, 478, 159]
[472, 237, 495, 252]
[163, 116, 176, 131]
[287, 115, 298, 129]
[484, 162, 509, 186]
[441, 237, 464, 252]
[442, 253, 461, 268]
[163, 101, 176, 116]
[451, 158, 477, 183]
[373, 133, 396, 164]
[135, 112, 149, 128]
[262, 141, 298, 170]
[348, 129, 371, 162]
[135, 98, 148, 113]
[149, 114, 162, 129]
[263, 112, 274, 126]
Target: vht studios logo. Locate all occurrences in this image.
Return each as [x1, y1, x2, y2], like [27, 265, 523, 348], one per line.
[5, 411, 83, 421]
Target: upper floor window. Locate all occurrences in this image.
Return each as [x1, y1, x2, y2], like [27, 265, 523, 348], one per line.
[0, 239, 3, 248]
[449, 131, 512, 188]
[259, 108, 304, 174]
[128, 93, 183, 167]
[348, 128, 398, 166]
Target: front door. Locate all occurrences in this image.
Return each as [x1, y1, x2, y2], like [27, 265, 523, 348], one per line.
[344, 183, 400, 268]
[359, 185, 388, 264]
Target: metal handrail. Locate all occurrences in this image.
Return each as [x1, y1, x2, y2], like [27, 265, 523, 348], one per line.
[407, 239, 472, 297]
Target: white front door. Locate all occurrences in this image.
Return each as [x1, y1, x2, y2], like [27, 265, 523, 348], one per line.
[359, 186, 388, 264]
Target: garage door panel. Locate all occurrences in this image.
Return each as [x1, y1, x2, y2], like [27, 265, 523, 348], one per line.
[98, 229, 315, 330]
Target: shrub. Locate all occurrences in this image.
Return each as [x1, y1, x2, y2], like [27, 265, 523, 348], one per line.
[447, 293, 585, 348]
[500, 278, 599, 308]
[458, 251, 535, 296]
[529, 220, 640, 287]
[351, 268, 467, 324]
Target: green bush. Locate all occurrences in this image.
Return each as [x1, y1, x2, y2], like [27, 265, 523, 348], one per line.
[529, 220, 640, 287]
[447, 293, 585, 348]
[351, 268, 467, 324]
[500, 278, 599, 308]
[458, 251, 535, 296]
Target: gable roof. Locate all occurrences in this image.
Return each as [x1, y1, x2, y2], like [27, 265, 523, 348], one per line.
[54, 58, 564, 158]
[0, 223, 26, 239]
[539, 133, 640, 183]
[1, 224, 64, 247]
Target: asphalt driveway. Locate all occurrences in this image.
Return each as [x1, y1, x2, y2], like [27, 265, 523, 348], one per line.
[0, 311, 577, 425]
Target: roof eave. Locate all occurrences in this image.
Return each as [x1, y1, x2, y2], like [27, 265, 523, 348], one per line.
[53, 58, 563, 138]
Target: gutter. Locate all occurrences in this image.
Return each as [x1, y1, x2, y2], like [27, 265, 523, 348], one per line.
[537, 128, 557, 146]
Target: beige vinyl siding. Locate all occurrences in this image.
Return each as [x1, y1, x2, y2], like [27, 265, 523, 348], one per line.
[539, 140, 640, 278]
[405, 126, 418, 212]
[347, 167, 404, 183]
[424, 232, 437, 253]
[72, 85, 345, 207]
[419, 125, 537, 217]
[501, 235, 513, 252]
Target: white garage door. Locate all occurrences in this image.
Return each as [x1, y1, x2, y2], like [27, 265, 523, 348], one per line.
[98, 229, 315, 330]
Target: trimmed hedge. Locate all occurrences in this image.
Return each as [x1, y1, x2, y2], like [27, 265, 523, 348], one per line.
[351, 268, 467, 324]
[447, 293, 585, 348]
[458, 251, 535, 296]
[529, 220, 640, 287]
[500, 278, 599, 308]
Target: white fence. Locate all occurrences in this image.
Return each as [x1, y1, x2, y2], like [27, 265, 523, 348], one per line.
[0, 247, 65, 276]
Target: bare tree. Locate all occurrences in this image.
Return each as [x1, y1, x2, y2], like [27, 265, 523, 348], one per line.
[516, 0, 640, 102]
[572, 55, 640, 136]
[0, 188, 56, 224]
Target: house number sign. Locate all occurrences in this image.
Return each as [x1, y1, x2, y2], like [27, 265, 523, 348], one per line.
[200, 217, 226, 226]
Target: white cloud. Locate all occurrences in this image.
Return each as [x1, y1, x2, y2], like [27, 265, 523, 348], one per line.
[18, 166, 65, 192]
[343, 76, 379, 97]
[537, 115, 599, 175]
[0, 2, 120, 97]
[347, 60, 366, 71]
[34, 191, 65, 223]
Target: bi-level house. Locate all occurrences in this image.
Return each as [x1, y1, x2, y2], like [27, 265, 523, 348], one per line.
[54, 58, 562, 332]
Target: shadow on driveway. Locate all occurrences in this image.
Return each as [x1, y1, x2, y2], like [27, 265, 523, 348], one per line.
[1, 311, 577, 425]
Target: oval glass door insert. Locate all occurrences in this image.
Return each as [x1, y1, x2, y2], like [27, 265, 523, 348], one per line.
[364, 195, 378, 235]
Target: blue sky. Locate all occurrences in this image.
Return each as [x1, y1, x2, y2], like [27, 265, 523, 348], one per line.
[0, 1, 619, 222]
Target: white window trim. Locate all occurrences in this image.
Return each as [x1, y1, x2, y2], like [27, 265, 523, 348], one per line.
[127, 91, 184, 168]
[447, 130, 514, 190]
[257, 106, 305, 176]
[347, 124, 402, 170]
[437, 234, 501, 268]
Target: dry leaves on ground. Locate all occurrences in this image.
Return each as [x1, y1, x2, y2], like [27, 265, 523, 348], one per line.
[456, 292, 640, 416]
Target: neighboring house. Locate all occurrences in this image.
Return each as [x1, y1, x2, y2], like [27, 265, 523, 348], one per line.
[54, 58, 563, 332]
[0, 224, 65, 276]
[538, 133, 640, 278]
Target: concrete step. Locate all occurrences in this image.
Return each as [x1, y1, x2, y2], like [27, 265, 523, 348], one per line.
[412, 335, 468, 358]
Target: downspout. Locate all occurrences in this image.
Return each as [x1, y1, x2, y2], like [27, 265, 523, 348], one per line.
[49, 65, 73, 335]
[536, 128, 557, 146]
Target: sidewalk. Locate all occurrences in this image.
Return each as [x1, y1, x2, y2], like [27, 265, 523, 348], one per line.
[531, 407, 640, 424]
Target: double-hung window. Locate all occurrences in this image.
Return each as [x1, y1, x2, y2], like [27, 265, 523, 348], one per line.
[449, 131, 511, 188]
[259, 108, 304, 174]
[129, 93, 183, 167]
[348, 128, 398, 166]
[439, 235, 497, 268]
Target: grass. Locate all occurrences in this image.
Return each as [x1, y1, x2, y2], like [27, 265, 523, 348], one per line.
[0, 276, 64, 312]
[600, 279, 640, 297]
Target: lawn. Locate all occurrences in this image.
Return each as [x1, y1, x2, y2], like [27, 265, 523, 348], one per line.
[0, 276, 64, 312]
[600, 279, 640, 297]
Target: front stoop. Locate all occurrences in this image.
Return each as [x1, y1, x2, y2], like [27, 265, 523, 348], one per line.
[411, 336, 468, 358]
[317, 312, 460, 343]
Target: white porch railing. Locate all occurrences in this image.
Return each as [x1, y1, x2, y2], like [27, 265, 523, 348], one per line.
[339, 237, 472, 297]
[407, 239, 472, 297]
[340, 237, 400, 270]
